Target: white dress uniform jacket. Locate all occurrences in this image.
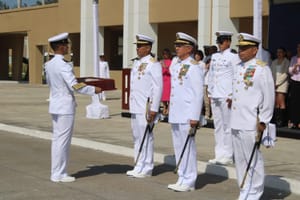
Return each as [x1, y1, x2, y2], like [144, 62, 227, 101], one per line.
[231, 58, 274, 200]
[129, 54, 163, 114]
[168, 56, 203, 188]
[231, 58, 275, 130]
[168, 56, 204, 123]
[45, 54, 95, 114]
[44, 54, 96, 182]
[128, 54, 162, 175]
[208, 48, 239, 98]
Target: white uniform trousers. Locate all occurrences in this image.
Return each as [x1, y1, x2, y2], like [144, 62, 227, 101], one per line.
[211, 98, 233, 160]
[232, 129, 264, 200]
[99, 91, 106, 101]
[131, 113, 154, 174]
[171, 123, 197, 187]
[51, 114, 74, 180]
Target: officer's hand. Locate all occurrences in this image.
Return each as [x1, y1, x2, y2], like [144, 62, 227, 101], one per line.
[95, 87, 102, 94]
[257, 122, 266, 133]
[147, 111, 157, 123]
[226, 98, 232, 109]
[190, 120, 199, 128]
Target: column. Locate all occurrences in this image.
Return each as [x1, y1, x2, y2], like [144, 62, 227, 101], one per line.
[198, 0, 212, 46]
[123, 0, 158, 68]
[80, 0, 94, 77]
[211, 0, 239, 46]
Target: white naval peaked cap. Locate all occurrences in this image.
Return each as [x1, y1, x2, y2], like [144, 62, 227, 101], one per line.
[215, 31, 234, 37]
[48, 32, 69, 43]
[215, 31, 233, 43]
[237, 33, 261, 46]
[135, 34, 154, 45]
[174, 32, 197, 46]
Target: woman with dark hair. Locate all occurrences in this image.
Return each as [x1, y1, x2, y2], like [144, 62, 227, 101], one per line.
[160, 48, 172, 118]
[270, 47, 290, 127]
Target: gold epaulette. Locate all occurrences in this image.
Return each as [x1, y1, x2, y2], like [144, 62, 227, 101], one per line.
[256, 59, 266, 67]
[190, 59, 198, 65]
[63, 59, 71, 63]
[150, 57, 156, 63]
[72, 82, 87, 90]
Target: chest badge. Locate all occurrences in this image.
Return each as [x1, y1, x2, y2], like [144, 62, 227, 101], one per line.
[178, 64, 190, 84]
[243, 65, 256, 89]
[138, 63, 148, 79]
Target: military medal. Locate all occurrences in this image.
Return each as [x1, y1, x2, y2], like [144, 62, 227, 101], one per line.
[178, 64, 190, 85]
[137, 63, 148, 80]
[243, 65, 256, 90]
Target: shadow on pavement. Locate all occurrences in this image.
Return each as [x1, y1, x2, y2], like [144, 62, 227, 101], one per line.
[152, 163, 174, 176]
[195, 173, 228, 190]
[71, 164, 132, 178]
[262, 175, 292, 200]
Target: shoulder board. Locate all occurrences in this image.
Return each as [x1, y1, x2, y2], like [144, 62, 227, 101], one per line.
[63, 59, 71, 63]
[72, 82, 87, 90]
[190, 59, 198, 65]
[149, 57, 156, 63]
[256, 59, 266, 67]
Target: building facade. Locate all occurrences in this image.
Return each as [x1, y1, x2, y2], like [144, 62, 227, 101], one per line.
[0, 0, 297, 89]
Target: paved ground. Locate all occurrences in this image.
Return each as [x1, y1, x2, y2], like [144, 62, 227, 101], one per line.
[0, 82, 299, 199]
[0, 131, 298, 200]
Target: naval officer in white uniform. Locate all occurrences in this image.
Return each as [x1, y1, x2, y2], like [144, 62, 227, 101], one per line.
[207, 31, 239, 165]
[126, 34, 163, 178]
[231, 33, 274, 200]
[98, 53, 110, 101]
[44, 32, 102, 182]
[167, 32, 204, 192]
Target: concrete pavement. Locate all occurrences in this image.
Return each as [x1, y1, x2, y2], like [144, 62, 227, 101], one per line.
[2, 130, 299, 200]
[0, 82, 299, 199]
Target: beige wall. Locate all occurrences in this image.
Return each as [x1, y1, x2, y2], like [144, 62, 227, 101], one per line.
[0, 0, 272, 86]
[149, 0, 198, 23]
[100, 0, 123, 26]
[230, 0, 269, 18]
[0, 0, 124, 84]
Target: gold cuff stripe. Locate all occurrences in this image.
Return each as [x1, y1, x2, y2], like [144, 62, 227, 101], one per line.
[72, 82, 87, 90]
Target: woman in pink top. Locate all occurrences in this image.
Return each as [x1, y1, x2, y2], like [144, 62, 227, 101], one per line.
[288, 43, 300, 129]
[160, 48, 172, 116]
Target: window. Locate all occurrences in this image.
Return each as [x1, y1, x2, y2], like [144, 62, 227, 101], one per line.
[45, 0, 58, 4]
[0, 0, 58, 10]
[0, 0, 18, 10]
[21, 0, 43, 7]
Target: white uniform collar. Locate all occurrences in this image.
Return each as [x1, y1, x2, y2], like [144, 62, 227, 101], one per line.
[54, 54, 64, 59]
[177, 55, 192, 64]
[240, 57, 256, 67]
[139, 54, 152, 62]
[220, 48, 231, 54]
